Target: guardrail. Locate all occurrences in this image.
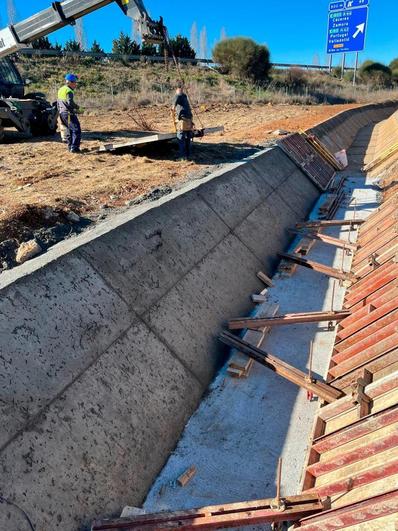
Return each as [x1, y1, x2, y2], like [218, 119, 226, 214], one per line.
[16, 48, 354, 71]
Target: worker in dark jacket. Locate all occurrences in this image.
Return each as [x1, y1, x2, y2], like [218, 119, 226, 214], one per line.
[172, 86, 193, 160]
[57, 73, 81, 153]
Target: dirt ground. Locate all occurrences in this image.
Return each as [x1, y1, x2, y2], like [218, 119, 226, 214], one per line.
[0, 102, 359, 251]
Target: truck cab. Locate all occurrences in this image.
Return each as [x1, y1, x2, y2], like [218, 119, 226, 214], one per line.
[0, 57, 25, 98]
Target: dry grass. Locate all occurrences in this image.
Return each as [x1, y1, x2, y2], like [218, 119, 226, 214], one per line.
[17, 56, 398, 111]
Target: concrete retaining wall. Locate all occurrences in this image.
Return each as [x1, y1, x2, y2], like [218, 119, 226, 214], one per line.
[309, 101, 396, 154]
[0, 101, 396, 530]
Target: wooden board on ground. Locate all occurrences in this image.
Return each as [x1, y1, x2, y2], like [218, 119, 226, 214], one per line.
[98, 126, 225, 153]
[227, 302, 279, 378]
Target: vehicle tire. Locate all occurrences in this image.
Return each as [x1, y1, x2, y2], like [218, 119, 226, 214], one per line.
[0, 123, 4, 143]
[21, 118, 33, 138]
[45, 111, 58, 135]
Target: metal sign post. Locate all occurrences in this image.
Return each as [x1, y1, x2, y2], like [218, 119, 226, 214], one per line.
[353, 51, 359, 85]
[327, 0, 369, 79]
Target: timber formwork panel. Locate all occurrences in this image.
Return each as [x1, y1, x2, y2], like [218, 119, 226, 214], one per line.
[299, 123, 398, 527]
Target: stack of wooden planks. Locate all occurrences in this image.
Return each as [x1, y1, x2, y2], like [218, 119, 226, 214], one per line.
[299, 190, 398, 529]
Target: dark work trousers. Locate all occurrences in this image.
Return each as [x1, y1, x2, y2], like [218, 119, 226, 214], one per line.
[177, 131, 192, 159]
[59, 112, 81, 151]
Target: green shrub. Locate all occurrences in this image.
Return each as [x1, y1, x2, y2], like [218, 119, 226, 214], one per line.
[359, 60, 392, 87]
[283, 68, 308, 90]
[213, 37, 271, 82]
[112, 32, 140, 55]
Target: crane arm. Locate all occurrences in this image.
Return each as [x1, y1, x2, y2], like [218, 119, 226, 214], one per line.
[0, 0, 165, 59]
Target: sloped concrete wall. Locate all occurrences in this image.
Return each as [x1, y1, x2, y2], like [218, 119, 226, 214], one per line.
[309, 101, 397, 154]
[0, 101, 396, 530]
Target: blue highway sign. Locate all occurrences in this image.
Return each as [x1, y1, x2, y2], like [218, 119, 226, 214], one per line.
[329, 2, 345, 11]
[327, 5, 369, 54]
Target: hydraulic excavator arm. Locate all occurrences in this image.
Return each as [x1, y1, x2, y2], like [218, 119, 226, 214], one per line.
[0, 0, 165, 59]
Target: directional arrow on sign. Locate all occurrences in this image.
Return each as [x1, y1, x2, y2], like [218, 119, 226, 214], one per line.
[353, 23, 365, 38]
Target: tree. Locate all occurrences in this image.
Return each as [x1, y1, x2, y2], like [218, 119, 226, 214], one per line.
[32, 37, 55, 50]
[64, 39, 82, 52]
[390, 58, 398, 84]
[168, 35, 196, 59]
[220, 27, 227, 42]
[190, 22, 199, 56]
[284, 67, 307, 90]
[112, 32, 140, 55]
[213, 37, 271, 82]
[389, 58, 398, 71]
[359, 60, 392, 87]
[90, 40, 104, 54]
[199, 26, 208, 59]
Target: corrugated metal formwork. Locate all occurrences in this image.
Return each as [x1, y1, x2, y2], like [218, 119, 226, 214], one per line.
[278, 133, 336, 191]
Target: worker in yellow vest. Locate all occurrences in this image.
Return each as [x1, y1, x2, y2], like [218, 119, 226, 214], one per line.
[57, 74, 81, 154]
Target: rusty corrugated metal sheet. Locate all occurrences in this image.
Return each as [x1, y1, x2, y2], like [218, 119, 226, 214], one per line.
[278, 133, 336, 191]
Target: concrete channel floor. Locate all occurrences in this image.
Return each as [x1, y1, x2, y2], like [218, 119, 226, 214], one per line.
[136, 123, 382, 529]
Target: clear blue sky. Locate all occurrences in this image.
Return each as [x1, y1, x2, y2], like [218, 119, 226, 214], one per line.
[1, 0, 397, 66]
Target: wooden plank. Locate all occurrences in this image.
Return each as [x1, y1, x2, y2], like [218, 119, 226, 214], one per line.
[257, 271, 274, 287]
[330, 349, 398, 391]
[308, 430, 398, 478]
[177, 465, 196, 487]
[312, 406, 398, 454]
[278, 253, 356, 282]
[334, 308, 398, 354]
[251, 294, 267, 304]
[325, 387, 398, 435]
[353, 243, 398, 279]
[347, 281, 398, 316]
[229, 311, 350, 331]
[288, 229, 357, 251]
[329, 473, 398, 509]
[227, 302, 279, 378]
[336, 295, 398, 342]
[329, 332, 398, 379]
[98, 126, 225, 152]
[99, 131, 176, 152]
[311, 452, 398, 497]
[298, 490, 398, 530]
[220, 331, 343, 403]
[296, 220, 364, 229]
[318, 371, 398, 422]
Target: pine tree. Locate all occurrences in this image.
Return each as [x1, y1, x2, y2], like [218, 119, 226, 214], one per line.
[64, 39, 82, 52]
[91, 40, 104, 54]
[112, 32, 140, 55]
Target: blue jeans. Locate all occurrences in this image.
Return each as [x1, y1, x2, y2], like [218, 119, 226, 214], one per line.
[60, 112, 81, 151]
[177, 131, 192, 159]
